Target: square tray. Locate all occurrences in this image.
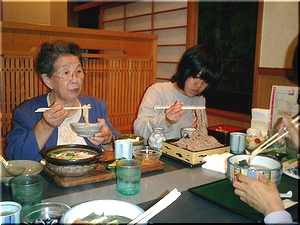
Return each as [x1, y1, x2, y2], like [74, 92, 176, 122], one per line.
[162, 138, 230, 166]
[188, 176, 298, 222]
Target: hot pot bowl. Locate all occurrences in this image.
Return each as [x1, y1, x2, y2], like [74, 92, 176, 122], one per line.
[227, 154, 282, 186]
[40, 144, 104, 177]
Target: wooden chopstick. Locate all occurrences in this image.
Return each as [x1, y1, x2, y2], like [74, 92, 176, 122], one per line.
[35, 106, 91, 112]
[153, 106, 206, 110]
[248, 115, 300, 163]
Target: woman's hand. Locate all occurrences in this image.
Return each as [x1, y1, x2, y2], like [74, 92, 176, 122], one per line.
[277, 117, 299, 149]
[41, 102, 68, 129]
[232, 173, 284, 217]
[165, 101, 186, 127]
[88, 118, 114, 150]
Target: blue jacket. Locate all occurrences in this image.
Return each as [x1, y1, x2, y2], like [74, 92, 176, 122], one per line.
[5, 94, 121, 161]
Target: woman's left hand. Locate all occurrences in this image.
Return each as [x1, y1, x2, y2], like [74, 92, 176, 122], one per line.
[87, 118, 114, 150]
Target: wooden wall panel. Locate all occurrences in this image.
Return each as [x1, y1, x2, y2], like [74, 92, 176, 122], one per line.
[0, 21, 157, 138]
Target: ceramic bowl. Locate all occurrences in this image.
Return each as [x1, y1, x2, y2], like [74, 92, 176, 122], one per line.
[70, 122, 104, 137]
[180, 127, 196, 138]
[227, 154, 282, 185]
[116, 134, 145, 147]
[245, 136, 266, 151]
[22, 202, 71, 224]
[0, 160, 43, 186]
[60, 200, 145, 224]
[40, 144, 104, 177]
[133, 146, 162, 165]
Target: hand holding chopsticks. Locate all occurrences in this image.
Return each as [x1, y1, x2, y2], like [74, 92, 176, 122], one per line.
[248, 115, 300, 164]
[128, 188, 181, 224]
[35, 106, 91, 112]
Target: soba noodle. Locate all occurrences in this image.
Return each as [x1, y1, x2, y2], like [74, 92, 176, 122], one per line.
[175, 109, 222, 151]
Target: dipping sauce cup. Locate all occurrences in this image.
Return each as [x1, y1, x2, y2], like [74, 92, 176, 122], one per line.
[10, 174, 43, 213]
[0, 201, 22, 224]
[116, 159, 141, 196]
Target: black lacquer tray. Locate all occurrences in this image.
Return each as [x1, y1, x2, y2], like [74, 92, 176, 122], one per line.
[188, 175, 298, 223]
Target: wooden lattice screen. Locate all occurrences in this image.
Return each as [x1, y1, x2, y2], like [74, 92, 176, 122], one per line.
[0, 21, 157, 140]
[1, 56, 154, 137]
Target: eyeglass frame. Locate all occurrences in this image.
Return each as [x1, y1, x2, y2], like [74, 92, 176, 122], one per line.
[51, 68, 87, 81]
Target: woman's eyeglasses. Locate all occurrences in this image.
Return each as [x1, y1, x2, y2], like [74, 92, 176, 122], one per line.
[52, 68, 86, 81]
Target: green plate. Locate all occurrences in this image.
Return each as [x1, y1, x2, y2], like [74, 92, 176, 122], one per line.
[188, 175, 298, 222]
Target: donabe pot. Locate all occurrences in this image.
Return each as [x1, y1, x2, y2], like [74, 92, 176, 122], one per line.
[40, 144, 104, 166]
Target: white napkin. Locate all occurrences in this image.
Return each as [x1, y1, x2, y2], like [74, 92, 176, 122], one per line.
[201, 153, 233, 173]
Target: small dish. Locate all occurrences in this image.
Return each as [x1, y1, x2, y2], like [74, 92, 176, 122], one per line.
[133, 146, 162, 165]
[70, 122, 104, 137]
[22, 202, 71, 224]
[0, 160, 43, 186]
[282, 158, 299, 179]
[100, 158, 126, 172]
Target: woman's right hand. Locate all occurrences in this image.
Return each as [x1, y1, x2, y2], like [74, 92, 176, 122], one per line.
[165, 101, 186, 127]
[42, 102, 68, 129]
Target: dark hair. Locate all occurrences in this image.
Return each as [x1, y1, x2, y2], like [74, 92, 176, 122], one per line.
[170, 44, 223, 95]
[35, 40, 83, 77]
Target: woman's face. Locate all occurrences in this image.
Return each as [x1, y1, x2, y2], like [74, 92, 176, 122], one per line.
[45, 55, 84, 105]
[183, 76, 208, 97]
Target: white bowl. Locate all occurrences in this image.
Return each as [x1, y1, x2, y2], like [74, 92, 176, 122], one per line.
[60, 200, 144, 224]
[0, 160, 43, 186]
[70, 122, 104, 137]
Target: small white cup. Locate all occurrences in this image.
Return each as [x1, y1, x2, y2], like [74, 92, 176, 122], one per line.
[114, 140, 133, 159]
[0, 201, 22, 224]
[180, 127, 196, 138]
[230, 132, 246, 154]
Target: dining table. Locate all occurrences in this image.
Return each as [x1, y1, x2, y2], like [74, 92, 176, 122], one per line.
[1, 152, 298, 223]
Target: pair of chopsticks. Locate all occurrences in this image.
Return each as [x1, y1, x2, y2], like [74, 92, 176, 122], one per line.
[248, 115, 300, 164]
[154, 106, 206, 110]
[35, 106, 91, 112]
[128, 188, 181, 224]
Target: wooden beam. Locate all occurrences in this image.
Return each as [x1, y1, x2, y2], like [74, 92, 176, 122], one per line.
[71, 1, 109, 13]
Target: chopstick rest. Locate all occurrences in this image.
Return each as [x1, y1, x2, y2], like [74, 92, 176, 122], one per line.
[35, 106, 91, 112]
[128, 188, 181, 224]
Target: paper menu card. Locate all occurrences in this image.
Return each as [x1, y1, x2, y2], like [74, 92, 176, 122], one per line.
[269, 85, 299, 130]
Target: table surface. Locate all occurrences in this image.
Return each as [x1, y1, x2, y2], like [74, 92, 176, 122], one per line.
[1, 154, 298, 223]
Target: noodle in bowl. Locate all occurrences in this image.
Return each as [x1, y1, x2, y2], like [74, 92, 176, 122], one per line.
[227, 154, 282, 186]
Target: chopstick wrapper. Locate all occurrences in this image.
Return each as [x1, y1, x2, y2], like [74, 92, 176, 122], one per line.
[201, 153, 233, 173]
[251, 108, 270, 137]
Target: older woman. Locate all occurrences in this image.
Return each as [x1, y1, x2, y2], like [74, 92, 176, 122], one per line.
[6, 40, 120, 161]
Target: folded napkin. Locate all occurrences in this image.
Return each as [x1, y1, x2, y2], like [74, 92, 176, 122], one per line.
[202, 153, 233, 173]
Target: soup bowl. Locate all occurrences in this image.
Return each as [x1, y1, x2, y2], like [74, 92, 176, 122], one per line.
[60, 200, 145, 224]
[70, 122, 104, 138]
[227, 154, 282, 186]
